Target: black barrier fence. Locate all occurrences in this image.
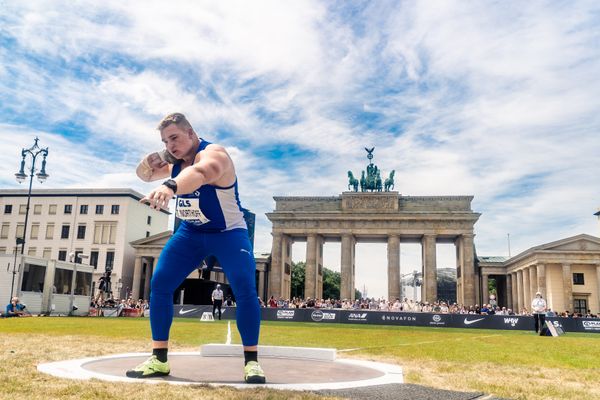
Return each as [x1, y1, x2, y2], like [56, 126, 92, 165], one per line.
[172, 305, 600, 334]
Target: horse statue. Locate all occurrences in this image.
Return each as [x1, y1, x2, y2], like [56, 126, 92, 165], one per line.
[360, 171, 367, 192]
[384, 170, 395, 191]
[375, 171, 382, 192]
[347, 171, 359, 192]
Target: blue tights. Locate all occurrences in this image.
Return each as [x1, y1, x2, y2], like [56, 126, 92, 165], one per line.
[150, 224, 260, 346]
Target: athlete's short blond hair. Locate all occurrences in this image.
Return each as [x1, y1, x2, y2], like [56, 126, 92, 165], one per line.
[157, 112, 193, 132]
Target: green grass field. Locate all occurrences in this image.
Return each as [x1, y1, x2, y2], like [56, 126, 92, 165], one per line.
[1, 317, 599, 400]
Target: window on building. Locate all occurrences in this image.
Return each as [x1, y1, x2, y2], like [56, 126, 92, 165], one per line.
[49, 204, 57, 215]
[90, 250, 99, 269]
[33, 204, 42, 215]
[146, 231, 150, 238]
[21, 263, 46, 292]
[147, 215, 152, 225]
[53, 268, 73, 294]
[93, 222, 117, 244]
[105, 251, 115, 271]
[573, 273, 585, 285]
[64, 204, 73, 214]
[30, 223, 39, 239]
[58, 250, 67, 261]
[3, 204, 12, 214]
[61, 224, 70, 239]
[45, 223, 54, 239]
[111, 205, 120, 214]
[74, 270, 92, 296]
[77, 224, 86, 239]
[80, 204, 88, 214]
[0, 223, 9, 239]
[95, 205, 104, 214]
[28, 247, 36, 256]
[16, 223, 24, 239]
[0, 247, 6, 254]
[19, 204, 27, 214]
[42, 248, 51, 259]
[574, 298, 588, 314]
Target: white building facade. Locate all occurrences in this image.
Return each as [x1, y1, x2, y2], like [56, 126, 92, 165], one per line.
[0, 188, 169, 299]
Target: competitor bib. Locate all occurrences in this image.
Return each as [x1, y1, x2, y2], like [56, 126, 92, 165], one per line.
[175, 197, 210, 224]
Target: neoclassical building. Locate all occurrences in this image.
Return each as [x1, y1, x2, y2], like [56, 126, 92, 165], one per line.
[479, 234, 600, 314]
[266, 192, 481, 305]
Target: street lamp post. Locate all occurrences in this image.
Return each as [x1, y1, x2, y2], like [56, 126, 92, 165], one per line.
[12, 137, 49, 300]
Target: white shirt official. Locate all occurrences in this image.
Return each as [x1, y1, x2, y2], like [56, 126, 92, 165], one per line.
[212, 289, 223, 301]
[531, 297, 547, 313]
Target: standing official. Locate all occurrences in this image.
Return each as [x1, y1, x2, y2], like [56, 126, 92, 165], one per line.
[212, 284, 224, 320]
[531, 292, 547, 333]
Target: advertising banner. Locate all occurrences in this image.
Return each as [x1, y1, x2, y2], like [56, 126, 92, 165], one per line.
[172, 305, 599, 333]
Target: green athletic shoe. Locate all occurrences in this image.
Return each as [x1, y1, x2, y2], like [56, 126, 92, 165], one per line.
[244, 361, 266, 384]
[125, 355, 170, 378]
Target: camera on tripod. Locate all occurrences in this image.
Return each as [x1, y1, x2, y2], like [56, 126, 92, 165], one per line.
[99, 266, 112, 294]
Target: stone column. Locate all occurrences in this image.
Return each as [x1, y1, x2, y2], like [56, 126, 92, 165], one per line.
[529, 266, 537, 300]
[316, 236, 324, 299]
[421, 234, 437, 303]
[461, 234, 476, 306]
[536, 263, 546, 298]
[596, 264, 600, 314]
[522, 267, 530, 312]
[511, 272, 518, 311]
[257, 268, 265, 301]
[387, 235, 400, 301]
[143, 257, 154, 300]
[516, 270, 523, 313]
[562, 263, 573, 312]
[341, 234, 356, 301]
[305, 234, 317, 299]
[482, 273, 490, 305]
[455, 236, 464, 304]
[131, 256, 143, 300]
[506, 273, 513, 310]
[282, 235, 293, 300]
[268, 233, 283, 299]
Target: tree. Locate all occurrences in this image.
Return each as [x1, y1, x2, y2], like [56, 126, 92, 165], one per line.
[291, 261, 305, 298]
[290, 261, 361, 300]
[322, 267, 340, 300]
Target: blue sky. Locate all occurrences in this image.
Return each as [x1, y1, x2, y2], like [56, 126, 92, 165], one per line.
[1, 1, 599, 298]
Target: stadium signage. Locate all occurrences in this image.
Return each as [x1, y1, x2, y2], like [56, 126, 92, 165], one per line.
[276, 310, 296, 320]
[381, 315, 417, 322]
[348, 312, 369, 322]
[310, 310, 336, 322]
[429, 314, 446, 326]
[172, 305, 600, 333]
[463, 317, 485, 325]
[582, 320, 600, 331]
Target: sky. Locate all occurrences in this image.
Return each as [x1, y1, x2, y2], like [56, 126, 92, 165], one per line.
[1, 1, 599, 299]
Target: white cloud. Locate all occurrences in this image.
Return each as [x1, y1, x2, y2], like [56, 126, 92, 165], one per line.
[1, 1, 599, 298]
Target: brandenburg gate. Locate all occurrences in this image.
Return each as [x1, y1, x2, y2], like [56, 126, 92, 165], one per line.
[266, 149, 481, 305]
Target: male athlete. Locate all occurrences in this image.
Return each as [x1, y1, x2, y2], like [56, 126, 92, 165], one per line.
[127, 112, 265, 383]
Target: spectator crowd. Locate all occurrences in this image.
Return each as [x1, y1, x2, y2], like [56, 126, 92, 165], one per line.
[264, 296, 599, 319]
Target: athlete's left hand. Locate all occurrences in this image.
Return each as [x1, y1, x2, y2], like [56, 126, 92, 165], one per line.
[140, 185, 174, 210]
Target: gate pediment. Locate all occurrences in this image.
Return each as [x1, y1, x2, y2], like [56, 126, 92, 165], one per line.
[341, 192, 399, 211]
[539, 235, 600, 252]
